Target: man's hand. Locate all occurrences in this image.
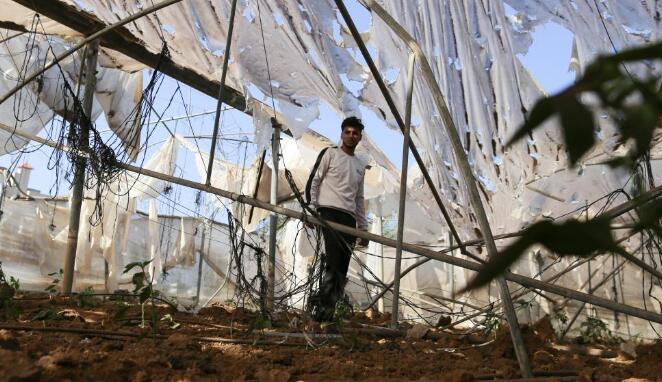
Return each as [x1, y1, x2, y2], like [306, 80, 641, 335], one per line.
[304, 216, 315, 229]
[357, 229, 369, 247]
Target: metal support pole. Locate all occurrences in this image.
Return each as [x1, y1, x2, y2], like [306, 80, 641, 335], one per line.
[449, 231, 456, 311]
[248, 150, 267, 224]
[267, 117, 281, 310]
[195, 220, 207, 303]
[335, 1, 531, 376]
[205, 0, 239, 185]
[62, 40, 99, 295]
[390, 53, 416, 328]
[377, 216, 385, 312]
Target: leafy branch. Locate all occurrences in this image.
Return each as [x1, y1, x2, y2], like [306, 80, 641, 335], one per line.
[463, 42, 662, 292]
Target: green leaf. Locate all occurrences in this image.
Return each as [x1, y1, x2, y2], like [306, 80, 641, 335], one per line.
[506, 97, 556, 146]
[123, 262, 142, 274]
[633, 198, 662, 238]
[603, 41, 662, 65]
[620, 103, 658, 157]
[558, 97, 595, 166]
[461, 218, 623, 292]
[123, 260, 152, 274]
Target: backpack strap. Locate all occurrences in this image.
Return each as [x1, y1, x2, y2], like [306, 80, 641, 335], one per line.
[305, 146, 335, 205]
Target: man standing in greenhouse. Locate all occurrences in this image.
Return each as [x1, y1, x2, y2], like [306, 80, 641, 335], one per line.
[307, 116, 370, 322]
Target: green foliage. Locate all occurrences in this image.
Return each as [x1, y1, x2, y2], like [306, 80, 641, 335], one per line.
[1, 299, 22, 320]
[32, 305, 65, 321]
[123, 260, 157, 330]
[0, 262, 21, 319]
[553, 311, 569, 340]
[507, 42, 662, 168]
[45, 269, 63, 295]
[462, 217, 629, 291]
[8, 276, 19, 292]
[113, 300, 129, 321]
[76, 286, 97, 308]
[482, 311, 501, 336]
[463, 42, 662, 292]
[579, 317, 616, 344]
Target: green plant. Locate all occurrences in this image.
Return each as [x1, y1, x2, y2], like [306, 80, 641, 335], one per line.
[123, 260, 157, 331]
[8, 276, 19, 292]
[553, 311, 569, 340]
[113, 300, 129, 320]
[76, 286, 97, 308]
[579, 317, 613, 343]
[45, 269, 63, 295]
[462, 42, 662, 292]
[0, 263, 21, 319]
[1, 300, 22, 320]
[32, 304, 65, 321]
[482, 311, 501, 336]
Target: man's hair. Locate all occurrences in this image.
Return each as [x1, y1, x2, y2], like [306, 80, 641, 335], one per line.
[341, 116, 364, 131]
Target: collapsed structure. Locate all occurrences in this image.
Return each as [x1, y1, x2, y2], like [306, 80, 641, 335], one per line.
[0, 1, 660, 375]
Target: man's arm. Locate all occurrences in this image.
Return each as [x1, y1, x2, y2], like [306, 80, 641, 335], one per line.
[355, 169, 369, 246]
[308, 149, 332, 208]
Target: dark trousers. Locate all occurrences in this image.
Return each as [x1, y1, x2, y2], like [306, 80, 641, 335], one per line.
[316, 207, 356, 315]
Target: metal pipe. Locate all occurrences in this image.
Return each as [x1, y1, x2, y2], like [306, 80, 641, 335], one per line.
[1, 0, 185, 106]
[62, 40, 99, 295]
[267, 118, 281, 310]
[248, 150, 267, 224]
[377, 216, 385, 312]
[205, 0, 239, 186]
[195, 220, 207, 303]
[390, 53, 416, 328]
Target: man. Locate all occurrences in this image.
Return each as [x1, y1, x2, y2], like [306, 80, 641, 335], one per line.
[308, 116, 369, 321]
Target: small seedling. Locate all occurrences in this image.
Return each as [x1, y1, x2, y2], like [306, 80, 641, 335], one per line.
[123, 260, 157, 331]
[45, 269, 63, 295]
[8, 276, 19, 292]
[0, 263, 21, 319]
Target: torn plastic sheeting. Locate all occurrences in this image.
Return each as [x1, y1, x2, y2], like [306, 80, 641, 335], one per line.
[0, 32, 55, 155]
[125, 135, 180, 200]
[0, 30, 144, 159]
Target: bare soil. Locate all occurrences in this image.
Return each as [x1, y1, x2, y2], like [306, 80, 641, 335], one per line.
[0, 293, 660, 382]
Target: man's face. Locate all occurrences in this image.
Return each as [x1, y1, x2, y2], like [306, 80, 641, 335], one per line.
[341, 126, 362, 149]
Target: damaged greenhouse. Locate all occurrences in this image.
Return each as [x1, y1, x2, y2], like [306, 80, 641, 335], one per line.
[0, 0, 660, 380]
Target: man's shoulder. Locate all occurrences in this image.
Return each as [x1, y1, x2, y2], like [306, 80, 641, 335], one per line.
[320, 146, 339, 159]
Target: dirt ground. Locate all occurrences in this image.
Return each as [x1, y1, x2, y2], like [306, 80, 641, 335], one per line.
[0, 293, 660, 382]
